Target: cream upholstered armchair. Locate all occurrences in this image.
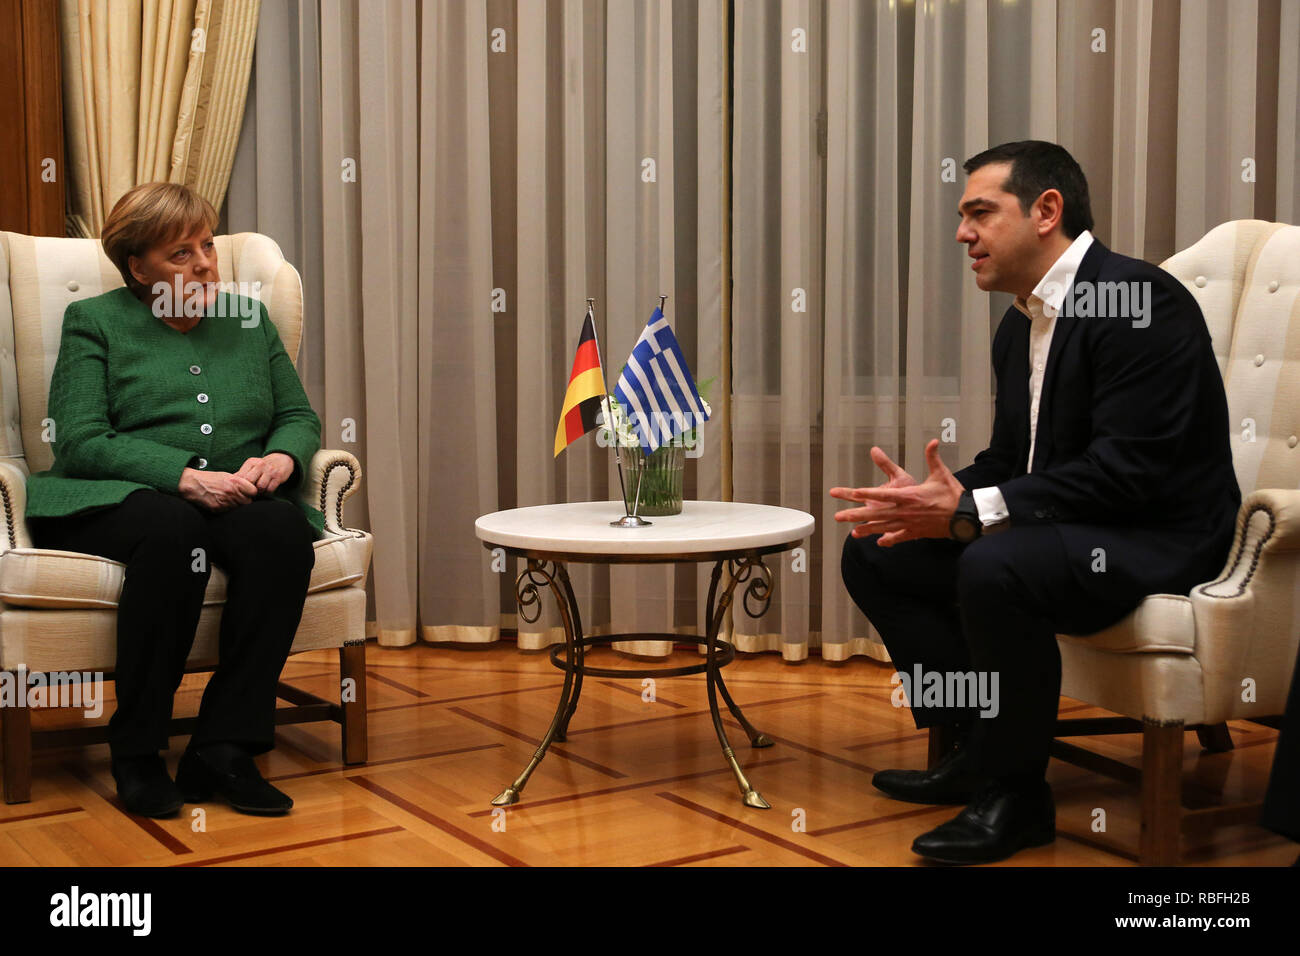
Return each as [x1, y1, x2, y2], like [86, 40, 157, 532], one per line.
[0, 231, 373, 803]
[931, 220, 1299, 865]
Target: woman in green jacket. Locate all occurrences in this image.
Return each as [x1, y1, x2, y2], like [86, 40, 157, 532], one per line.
[25, 183, 323, 819]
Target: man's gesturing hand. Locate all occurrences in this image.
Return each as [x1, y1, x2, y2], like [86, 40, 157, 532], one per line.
[829, 439, 966, 547]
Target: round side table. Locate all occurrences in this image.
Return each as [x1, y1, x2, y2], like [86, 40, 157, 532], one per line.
[475, 500, 815, 809]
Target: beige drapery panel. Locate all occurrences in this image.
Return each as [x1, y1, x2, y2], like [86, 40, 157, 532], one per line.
[227, 0, 726, 651]
[59, 0, 260, 236]
[731, 0, 1300, 663]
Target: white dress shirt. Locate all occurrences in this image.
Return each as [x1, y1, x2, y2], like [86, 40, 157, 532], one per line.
[973, 230, 1095, 527]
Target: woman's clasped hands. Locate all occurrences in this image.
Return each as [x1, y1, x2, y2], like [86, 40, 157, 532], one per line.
[177, 452, 295, 512]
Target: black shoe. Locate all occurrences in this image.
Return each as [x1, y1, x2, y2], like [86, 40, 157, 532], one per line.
[110, 754, 184, 818]
[872, 733, 986, 805]
[176, 743, 293, 815]
[911, 781, 1056, 865]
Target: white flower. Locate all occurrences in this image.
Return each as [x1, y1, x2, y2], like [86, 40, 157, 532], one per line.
[596, 393, 712, 450]
[597, 396, 641, 448]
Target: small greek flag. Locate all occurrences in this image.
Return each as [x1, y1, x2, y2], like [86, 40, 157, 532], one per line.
[613, 306, 709, 453]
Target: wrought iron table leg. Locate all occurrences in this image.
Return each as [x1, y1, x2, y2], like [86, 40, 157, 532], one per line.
[494, 554, 778, 810]
[713, 665, 774, 748]
[493, 560, 577, 806]
[704, 558, 771, 809]
[705, 559, 775, 748]
[555, 564, 585, 742]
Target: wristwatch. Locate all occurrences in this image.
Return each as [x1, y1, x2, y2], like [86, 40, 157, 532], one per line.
[949, 490, 982, 544]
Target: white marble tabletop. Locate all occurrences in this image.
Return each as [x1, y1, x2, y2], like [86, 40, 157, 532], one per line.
[475, 500, 815, 558]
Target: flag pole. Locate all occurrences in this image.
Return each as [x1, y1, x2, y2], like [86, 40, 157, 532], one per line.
[593, 298, 650, 527]
[590, 299, 629, 512]
[628, 293, 668, 519]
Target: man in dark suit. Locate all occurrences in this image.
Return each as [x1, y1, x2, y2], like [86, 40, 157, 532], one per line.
[833, 140, 1240, 864]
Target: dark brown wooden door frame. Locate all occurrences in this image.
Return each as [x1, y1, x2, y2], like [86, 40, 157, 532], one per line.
[0, 0, 66, 236]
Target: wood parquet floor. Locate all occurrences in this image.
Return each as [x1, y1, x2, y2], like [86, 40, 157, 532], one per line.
[1, 641, 1294, 867]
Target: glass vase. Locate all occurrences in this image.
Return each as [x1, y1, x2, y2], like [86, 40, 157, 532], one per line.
[621, 444, 685, 516]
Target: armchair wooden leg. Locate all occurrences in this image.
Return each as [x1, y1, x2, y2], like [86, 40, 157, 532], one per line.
[1195, 722, 1234, 753]
[927, 724, 958, 769]
[339, 640, 368, 765]
[1140, 719, 1183, 865]
[2, 692, 32, 804]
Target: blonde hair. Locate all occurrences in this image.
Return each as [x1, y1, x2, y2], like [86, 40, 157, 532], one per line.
[100, 183, 219, 292]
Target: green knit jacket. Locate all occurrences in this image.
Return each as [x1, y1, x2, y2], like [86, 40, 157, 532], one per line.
[25, 288, 326, 539]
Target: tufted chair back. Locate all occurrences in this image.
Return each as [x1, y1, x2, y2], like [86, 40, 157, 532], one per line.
[1160, 220, 1300, 497]
[0, 232, 306, 479]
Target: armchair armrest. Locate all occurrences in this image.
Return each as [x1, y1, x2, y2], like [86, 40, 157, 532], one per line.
[1190, 488, 1300, 720]
[0, 460, 32, 553]
[301, 448, 366, 536]
[1199, 488, 1300, 599]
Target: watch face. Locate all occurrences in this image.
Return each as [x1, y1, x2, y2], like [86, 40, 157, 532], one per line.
[951, 517, 980, 543]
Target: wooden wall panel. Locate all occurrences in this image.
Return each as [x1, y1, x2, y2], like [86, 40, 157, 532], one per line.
[0, 0, 31, 232]
[0, 0, 65, 236]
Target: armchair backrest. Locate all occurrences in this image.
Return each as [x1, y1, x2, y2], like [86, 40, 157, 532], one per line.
[0, 232, 304, 477]
[1160, 220, 1300, 497]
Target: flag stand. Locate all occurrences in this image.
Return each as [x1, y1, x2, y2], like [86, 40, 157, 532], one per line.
[610, 449, 649, 528]
[605, 295, 655, 528]
[590, 297, 650, 527]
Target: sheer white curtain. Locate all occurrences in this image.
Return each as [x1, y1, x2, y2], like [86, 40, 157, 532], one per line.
[818, 0, 909, 662]
[225, 0, 1298, 662]
[231, 0, 491, 646]
[730, 0, 1300, 663]
[729, 0, 1008, 661]
[227, 0, 725, 652]
[507, 0, 726, 655]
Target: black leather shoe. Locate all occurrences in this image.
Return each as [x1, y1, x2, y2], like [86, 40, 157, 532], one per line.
[872, 736, 986, 805]
[111, 754, 184, 818]
[176, 743, 292, 815]
[911, 781, 1055, 865]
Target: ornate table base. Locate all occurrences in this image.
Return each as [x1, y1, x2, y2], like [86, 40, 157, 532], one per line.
[492, 555, 777, 809]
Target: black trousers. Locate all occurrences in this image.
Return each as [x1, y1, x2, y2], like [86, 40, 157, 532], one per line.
[28, 489, 315, 758]
[841, 527, 1149, 786]
[1261, 641, 1300, 843]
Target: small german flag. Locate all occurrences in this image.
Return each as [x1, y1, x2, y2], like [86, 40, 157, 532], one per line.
[553, 311, 608, 457]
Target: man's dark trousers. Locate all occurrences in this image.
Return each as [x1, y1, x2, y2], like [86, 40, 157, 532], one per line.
[1261, 640, 1300, 844]
[841, 525, 1222, 786]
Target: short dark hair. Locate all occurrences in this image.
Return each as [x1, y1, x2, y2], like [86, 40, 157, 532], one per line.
[962, 141, 1094, 239]
[101, 182, 219, 292]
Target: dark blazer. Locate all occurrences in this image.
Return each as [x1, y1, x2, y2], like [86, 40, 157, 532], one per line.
[953, 238, 1241, 599]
